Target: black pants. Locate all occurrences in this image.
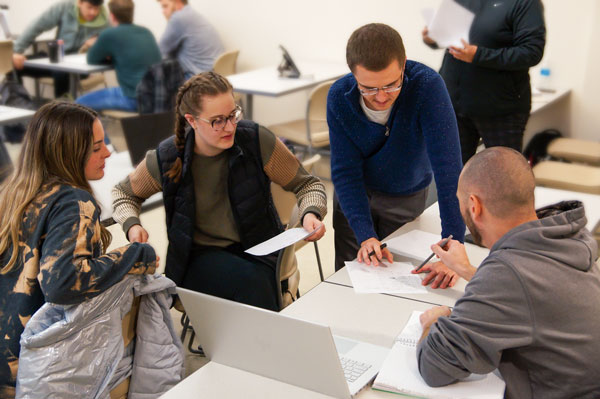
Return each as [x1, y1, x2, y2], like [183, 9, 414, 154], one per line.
[181, 244, 279, 311]
[333, 188, 428, 271]
[457, 112, 530, 165]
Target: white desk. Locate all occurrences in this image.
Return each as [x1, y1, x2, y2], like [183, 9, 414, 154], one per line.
[0, 105, 35, 125]
[89, 150, 162, 222]
[530, 87, 570, 114]
[161, 283, 433, 399]
[23, 53, 112, 98]
[326, 203, 490, 308]
[227, 62, 348, 119]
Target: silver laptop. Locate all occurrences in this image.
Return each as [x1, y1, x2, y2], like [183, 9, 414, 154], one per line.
[177, 288, 390, 398]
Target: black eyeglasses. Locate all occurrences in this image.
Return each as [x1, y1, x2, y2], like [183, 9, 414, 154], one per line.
[197, 105, 243, 131]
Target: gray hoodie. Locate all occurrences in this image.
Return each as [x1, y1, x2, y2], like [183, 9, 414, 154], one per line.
[417, 201, 600, 399]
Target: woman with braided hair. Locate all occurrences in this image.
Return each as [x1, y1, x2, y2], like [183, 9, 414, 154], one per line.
[112, 71, 327, 311]
[0, 101, 158, 396]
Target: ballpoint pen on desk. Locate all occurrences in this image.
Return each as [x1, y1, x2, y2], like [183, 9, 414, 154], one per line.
[367, 243, 387, 258]
[413, 235, 453, 273]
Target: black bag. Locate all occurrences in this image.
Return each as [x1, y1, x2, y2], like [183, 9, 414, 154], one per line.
[523, 129, 562, 167]
[0, 76, 34, 143]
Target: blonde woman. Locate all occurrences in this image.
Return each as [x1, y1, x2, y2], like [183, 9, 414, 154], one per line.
[0, 102, 157, 397]
[112, 72, 327, 311]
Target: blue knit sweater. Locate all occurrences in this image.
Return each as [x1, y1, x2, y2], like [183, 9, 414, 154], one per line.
[327, 60, 465, 244]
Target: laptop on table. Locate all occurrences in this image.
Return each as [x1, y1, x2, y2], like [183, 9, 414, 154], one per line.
[177, 288, 390, 398]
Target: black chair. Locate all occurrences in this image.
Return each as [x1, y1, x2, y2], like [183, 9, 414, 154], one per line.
[120, 111, 175, 166]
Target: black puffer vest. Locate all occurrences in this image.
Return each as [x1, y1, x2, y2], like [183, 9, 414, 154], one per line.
[156, 120, 283, 286]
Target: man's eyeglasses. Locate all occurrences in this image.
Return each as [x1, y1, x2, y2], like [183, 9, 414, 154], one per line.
[197, 105, 243, 131]
[358, 74, 404, 97]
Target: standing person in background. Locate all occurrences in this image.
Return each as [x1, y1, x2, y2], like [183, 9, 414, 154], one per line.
[11, 0, 109, 98]
[327, 23, 465, 287]
[75, 0, 161, 112]
[423, 0, 546, 165]
[157, 0, 224, 80]
[0, 102, 157, 398]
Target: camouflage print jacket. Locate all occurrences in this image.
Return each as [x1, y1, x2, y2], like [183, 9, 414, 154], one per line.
[0, 184, 156, 396]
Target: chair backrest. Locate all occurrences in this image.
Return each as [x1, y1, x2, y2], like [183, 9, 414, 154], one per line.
[306, 80, 334, 147]
[120, 111, 175, 165]
[212, 50, 239, 77]
[0, 40, 13, 76]
[136, 59, 185, 114]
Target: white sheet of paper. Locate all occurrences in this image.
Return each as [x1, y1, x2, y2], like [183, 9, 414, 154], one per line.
[244, 226, 321, 256]
[421, 8, 435, 25]
[428, 0, 475, 48]
[385, 229, 441, 262]
[345, 260, 427, 294]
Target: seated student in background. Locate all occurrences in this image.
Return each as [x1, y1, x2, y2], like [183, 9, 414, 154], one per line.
[156, 0, 224, 80]
[0, 102, 157, 398]
[12, 0, 108, 98]
[75, 0, 161, 112]
[112, 72, 327, 312]
[417, 147, 600, 399]
[327, 23, 465, 285]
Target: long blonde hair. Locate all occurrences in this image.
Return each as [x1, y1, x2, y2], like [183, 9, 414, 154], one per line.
[0, 101, 111, 274]
[165, 71, 233, 182]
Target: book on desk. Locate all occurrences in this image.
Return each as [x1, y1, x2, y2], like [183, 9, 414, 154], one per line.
[372, 310, 505, 399]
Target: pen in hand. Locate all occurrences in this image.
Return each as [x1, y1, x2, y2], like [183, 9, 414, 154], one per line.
[413, 235, 453, 273]
[367, 243, 387, 258]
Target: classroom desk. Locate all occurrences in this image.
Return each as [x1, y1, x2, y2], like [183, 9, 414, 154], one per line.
[530, 87, 570, 114]
[325, 203, 490, 308]
[23, 53, 112, 98]
[161, 283, 434, 399]
[227, 62, 348, 119]
[89, 150, 162, 223]
[0, 105, 35, 124]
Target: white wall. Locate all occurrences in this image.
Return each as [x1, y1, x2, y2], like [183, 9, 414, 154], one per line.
[6, 0, 600, 140]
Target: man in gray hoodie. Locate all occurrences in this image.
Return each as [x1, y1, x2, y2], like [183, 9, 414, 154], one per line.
[416, 147, 600, 399]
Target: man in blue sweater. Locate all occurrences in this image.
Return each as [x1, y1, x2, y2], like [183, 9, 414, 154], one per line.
[328, 23, 465, 283]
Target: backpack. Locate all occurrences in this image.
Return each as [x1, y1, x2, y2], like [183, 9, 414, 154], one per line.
[523, 129, 562, 167]
[0, 75, 34, 143]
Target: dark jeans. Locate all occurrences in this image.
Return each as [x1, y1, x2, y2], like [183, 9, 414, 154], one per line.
[333, 188, 428, 271]
[457, 112, 530, 165]
[181, 244, 279, 311]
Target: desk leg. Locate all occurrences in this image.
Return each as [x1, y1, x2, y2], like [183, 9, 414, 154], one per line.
[69, 74, 78, 100]
[245, 94, 253, 120]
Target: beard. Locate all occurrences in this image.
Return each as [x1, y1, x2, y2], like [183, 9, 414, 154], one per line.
[464, 209, 483, 247]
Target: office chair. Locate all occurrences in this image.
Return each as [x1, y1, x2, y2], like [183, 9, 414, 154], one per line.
[212, 49, 243, 105]
[119, 111, 175, 166]
[267, 80, 334, 156]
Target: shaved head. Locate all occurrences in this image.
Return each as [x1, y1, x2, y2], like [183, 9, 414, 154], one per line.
[459, 147, 535, 219]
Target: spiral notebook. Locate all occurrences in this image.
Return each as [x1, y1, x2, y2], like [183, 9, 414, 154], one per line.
[373, 311, 505, 399]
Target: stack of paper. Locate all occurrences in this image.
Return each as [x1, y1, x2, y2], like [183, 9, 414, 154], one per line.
[373, 310, 505, 398]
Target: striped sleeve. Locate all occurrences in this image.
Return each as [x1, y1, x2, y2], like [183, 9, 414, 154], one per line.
[112, 150, 162, 234]
[259, 126, 327, 221]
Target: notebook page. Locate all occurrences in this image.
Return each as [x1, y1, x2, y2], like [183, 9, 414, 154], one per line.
[373, 312, 505, 398]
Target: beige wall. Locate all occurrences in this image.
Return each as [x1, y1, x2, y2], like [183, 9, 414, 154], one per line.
[7, 0, 600, 141]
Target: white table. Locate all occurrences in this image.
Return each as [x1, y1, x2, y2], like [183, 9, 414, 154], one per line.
[89, 150, 162, 222]
[23, 53, 112, 98]
[227, 62, 348, 119]
[325, 203, 490, 308]
[161, 283, 433, 399]
[530, 87, 570, 114]
[0, 105, 35, 125]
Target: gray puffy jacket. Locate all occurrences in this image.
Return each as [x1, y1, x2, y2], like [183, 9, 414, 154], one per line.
[16, 275, 184, 398]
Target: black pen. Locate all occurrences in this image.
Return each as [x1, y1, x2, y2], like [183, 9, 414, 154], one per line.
[413, 235, 453, 273]
[367, 243, 387, 258]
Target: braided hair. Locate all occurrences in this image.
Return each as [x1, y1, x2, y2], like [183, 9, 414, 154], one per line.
[165, 71, 233, 182]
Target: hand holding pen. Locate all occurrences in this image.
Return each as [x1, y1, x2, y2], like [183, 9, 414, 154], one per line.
[358, 237, 393, 267]
[411, 235, 459, 289]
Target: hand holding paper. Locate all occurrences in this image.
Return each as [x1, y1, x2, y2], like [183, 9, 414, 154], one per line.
[245, 224, 324, 256]
[427, 0, 475, 48]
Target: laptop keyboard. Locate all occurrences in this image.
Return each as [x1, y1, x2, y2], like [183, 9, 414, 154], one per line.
[339, 356, 372, 383]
